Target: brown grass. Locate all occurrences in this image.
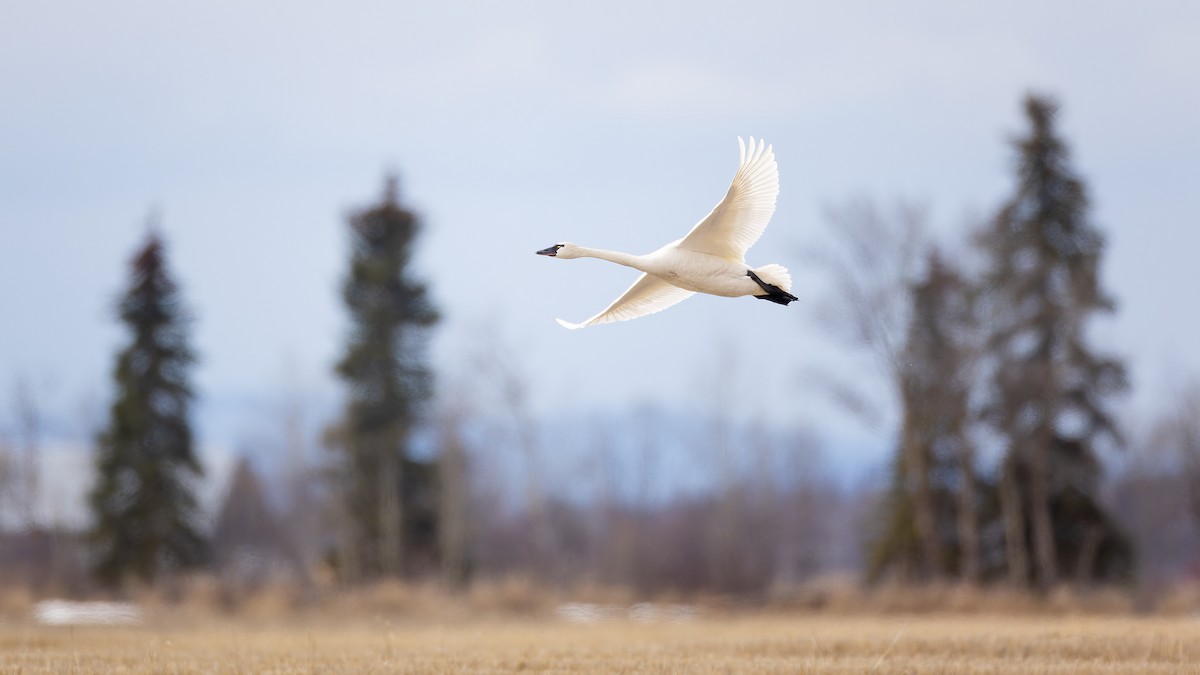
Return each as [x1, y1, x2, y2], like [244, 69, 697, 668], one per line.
[2, 611, 1200, 673]
[3, 579, 1200, 673]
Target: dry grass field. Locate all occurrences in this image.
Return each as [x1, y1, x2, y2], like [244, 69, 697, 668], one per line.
[3, 612, 1200, 673]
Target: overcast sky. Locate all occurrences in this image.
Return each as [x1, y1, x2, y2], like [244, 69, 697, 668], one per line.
[2, 1, 1198, 463]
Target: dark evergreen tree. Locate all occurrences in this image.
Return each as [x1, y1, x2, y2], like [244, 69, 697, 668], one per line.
[866, 249, 982, 583]
[88, 229, 207, 586]
[333, 175, 439, 580]
[978, 94, 1131, 587]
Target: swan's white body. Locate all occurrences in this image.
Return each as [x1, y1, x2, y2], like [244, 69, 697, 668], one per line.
[539, 137, 793, 329]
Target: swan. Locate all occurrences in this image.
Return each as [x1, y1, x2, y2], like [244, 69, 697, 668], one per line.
[537, 136, 796, 329]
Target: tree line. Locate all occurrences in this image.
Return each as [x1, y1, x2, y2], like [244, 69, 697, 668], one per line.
[2, 93, 1199, 595]
[81, 174, 443, 588]
[819, 94, 1135, 588]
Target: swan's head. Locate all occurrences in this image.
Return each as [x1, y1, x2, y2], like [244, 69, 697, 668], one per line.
[536, 242, 581, 259]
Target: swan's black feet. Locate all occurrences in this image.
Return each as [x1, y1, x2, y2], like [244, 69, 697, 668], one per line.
[754, 293, 795, 305]
[747, 270, 798, 305]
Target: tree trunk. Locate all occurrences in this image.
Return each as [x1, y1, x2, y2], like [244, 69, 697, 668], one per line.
[1028, 433, 1057, 588]
[438, 423, 469, 589]
[338, 470, 361, 583]
[378, 447, 403, 577]
[1022, 290, 1060, 588]
[1074, 525, 1102, 586]
[1030, 354, 1059, 588]
[907, 421, 943, 579]
[1184, 454, 1200, 548]
[1000, 452, 1029, 586]
[955, 431, 982, 585]
[709, 417, 739, 591]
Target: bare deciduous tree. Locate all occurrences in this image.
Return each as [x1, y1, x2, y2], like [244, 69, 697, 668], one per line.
[809, 198, 949, 581]
[270, 365, 331, 582]
[13, 376, 41, 530]
[1150, 378, 1200, 539]
[434, 386, 473, 589]
[901, 250, 983, 583]
[470, 328, 558, 579]
[808, 198, 927, 389]
[0, 421, 14, 527]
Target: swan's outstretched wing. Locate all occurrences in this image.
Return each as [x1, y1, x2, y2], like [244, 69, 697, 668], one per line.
[677, 136, 779, 262]
[556, 273, 695, 329]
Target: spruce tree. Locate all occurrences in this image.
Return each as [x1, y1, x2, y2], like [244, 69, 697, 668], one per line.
[979, 94, 1131, 587]
[333, 175, 439, 580]
[88, 229, 207, 586]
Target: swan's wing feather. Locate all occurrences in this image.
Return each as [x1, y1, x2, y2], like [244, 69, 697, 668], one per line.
[677, 136, 779, 262]
[557, 273, 695, 329]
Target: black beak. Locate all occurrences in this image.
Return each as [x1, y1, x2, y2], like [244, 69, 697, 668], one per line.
[536, 245, 560, 257]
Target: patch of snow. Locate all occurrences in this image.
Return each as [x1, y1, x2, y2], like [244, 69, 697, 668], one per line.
[33, 600, 143, 626]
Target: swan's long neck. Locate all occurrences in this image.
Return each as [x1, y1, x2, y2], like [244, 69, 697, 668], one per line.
[575, 246, 647, 271]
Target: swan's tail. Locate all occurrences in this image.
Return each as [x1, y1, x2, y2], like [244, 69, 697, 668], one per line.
[753, 264, 792, 293]
[749, 264, 798, 306]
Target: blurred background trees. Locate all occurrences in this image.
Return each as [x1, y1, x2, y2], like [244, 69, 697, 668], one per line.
[867, 249, 982, 584]
[211, 457, 302, 585]
[2, 92, 1197, 599]
[826, 94, 1135, 589]
[1146, 379, 1200, 548]
[978, 94, 1132, 587]
[87, 229, 208, 587]
[328, 176, 440, 582]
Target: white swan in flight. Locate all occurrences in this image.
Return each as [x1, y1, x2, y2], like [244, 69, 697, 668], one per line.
[538, 136, 796, 329]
